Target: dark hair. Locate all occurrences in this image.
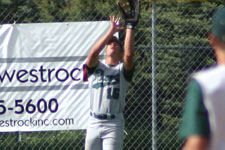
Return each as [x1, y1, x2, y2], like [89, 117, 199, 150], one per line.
[107, 36, 123, 51]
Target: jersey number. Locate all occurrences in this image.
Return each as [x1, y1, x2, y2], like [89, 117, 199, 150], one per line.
[107, 88, 119, 99]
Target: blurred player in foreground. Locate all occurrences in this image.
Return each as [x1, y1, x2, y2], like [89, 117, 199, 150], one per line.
[84, 15, 135, 150]
[179, 7, 225, 150]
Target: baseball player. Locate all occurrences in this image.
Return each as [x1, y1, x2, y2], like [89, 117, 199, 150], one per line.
[179, 7, 225, 150]
[84, 15, 135, 150]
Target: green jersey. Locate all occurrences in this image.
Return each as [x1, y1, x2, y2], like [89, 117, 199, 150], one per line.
[180, 65, 225, 150]
[179, 79, 210, 139]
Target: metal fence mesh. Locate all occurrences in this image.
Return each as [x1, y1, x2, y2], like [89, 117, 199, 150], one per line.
[0, 1, 223, 150]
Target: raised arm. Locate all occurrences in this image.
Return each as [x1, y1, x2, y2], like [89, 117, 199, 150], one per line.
[123, 28, 134, 71]
[86, 16, 121, 68]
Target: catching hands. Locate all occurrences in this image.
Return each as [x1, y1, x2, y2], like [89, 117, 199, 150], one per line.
[109, 16, 124, 34]
[117, 0, 140, 29]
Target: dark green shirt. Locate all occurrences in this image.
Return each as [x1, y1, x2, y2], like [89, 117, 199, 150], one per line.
[179, 80, 210, 139]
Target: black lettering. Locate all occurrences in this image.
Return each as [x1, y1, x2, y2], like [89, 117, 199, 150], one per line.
[48, 68, 55, 82]
[0, 70, 15, 82]
[39, 65, 47, 82]
[0, 120, 4, 127]
[30, 69, 38, 82]
[37, 119, 44, 126]
[10, 119, 17, 127]
[66, 118, 74, 125]
[53, 119, 57, 125]
[5, 120, 9, 127]
[0, 66, 84, 84]
[17, 70, 28, 83]
[44, 119, 49, 126]
[58, 119, 65, 125]
[30, 118, 36, 126]
[70, 68, 81, 81]
[56, 68, 69, 82]
[25, 120, 29, 126]
[18, 120, 24, 126]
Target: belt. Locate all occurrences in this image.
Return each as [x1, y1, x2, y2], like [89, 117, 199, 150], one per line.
[90, 112, 115, 120]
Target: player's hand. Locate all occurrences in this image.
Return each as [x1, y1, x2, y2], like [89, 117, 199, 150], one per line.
[109, 15, 124, 34]
[117, 0, 140, 29]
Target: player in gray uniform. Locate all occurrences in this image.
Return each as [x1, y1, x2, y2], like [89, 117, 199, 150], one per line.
[85, 16, 135, 150]
[179, 7, 225, 150]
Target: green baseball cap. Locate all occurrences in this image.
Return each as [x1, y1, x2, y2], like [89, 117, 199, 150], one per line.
[212, 7, 225, 42]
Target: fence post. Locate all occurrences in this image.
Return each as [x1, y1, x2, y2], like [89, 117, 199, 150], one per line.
[16, 131, 22, 150]
[16, 132, 22, 142]
[151, 1, 157, 150]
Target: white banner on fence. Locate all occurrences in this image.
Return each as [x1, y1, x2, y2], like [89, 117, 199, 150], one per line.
[0, 21, 110, 132]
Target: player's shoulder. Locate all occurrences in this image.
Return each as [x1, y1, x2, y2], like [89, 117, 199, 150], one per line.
[96, 61, 107, 69]
[192, 65, 225, 93]
[96, 61, 122, 72]
[193, 65, 225, 81]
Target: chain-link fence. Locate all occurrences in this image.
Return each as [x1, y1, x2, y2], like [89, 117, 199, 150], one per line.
[0, 1, 224, 150]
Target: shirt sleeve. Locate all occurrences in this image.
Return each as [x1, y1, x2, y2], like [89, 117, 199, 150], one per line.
[122, 64, 135, 82]
[85, 64, 97, 75]
[179, 79, 210, 139]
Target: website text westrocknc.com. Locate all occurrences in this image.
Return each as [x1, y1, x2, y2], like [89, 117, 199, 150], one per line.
[0, 117, 74, 127]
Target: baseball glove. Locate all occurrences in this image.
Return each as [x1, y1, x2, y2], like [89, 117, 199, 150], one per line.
[117, 0, 140, 29]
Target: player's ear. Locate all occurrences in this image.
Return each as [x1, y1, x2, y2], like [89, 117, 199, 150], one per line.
[208, 33, 222, 50]
[209, 34, 217, 47]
